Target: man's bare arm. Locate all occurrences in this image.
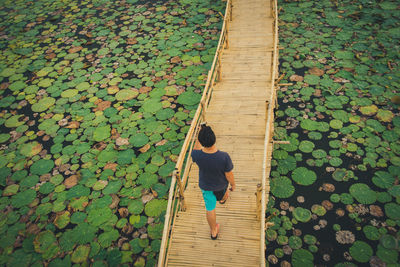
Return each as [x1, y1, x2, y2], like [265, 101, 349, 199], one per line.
[225, 171, 236, 191]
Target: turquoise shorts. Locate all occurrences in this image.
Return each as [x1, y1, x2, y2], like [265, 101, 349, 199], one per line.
[201, 187, 227, 211]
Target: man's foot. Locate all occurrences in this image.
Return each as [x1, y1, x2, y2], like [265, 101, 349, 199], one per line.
[211, 223, 220, 240]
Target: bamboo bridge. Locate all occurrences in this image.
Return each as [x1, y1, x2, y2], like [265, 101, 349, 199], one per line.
[158, 0, 279, 265]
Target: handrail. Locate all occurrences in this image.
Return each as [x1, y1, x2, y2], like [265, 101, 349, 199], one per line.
[157, 1, 232, 266]
[260, 0, 279, 266]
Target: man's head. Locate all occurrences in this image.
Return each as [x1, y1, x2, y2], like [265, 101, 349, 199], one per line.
[198, 124, 216, 148]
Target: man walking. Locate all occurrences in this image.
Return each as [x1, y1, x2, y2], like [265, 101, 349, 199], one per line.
[191, 124, 236, 239]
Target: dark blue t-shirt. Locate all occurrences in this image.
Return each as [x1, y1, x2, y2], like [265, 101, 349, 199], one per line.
[191, 149, 234, 191]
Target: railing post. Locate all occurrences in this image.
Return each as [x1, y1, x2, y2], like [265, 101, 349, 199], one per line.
[230, 0, 233, 21]
[200, 100, 206, 122]
[225, 25, 229, 49]
[175, 170, 186, 212]
[256, 183, 262, 220]
[217, 55, 221, 81]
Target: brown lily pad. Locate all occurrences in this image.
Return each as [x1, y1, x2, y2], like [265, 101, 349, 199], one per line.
[309, 67, 324, 76]
[64, 175, 78, 189]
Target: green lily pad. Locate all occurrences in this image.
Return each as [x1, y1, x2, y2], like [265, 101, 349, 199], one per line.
[144, 199, 167, 217]
[288, 236, 303, 249]
[3, 184, 19, 196]
[363, 225, 381, 241]
[0, 133, 10, 143]
[380, 234, 397, 250]
[71, 245, 90, 263]
[93, 125, 111, 142]
[137, 172, 158, 188]
[98, 229, 119, 248]
[376, 109, 394, 122]
[177, 91, 201, 106]
[5, 115, 24, 128]
[32, 97, 56, 112]
[292, 167, 317, 186]
[148, 223, 163, 239]
[372, 171, 395, 189]
[129, 133, 149, 147]
[54, 211, 70, 229]
[271, 177, 295, 198]
[304, 75, 320, 85]
[20, 141, 43, 157]
[360, 105, 378, 115]
[293, 207, 312, 222]
[298, 140, 314, 153]
[115, 89, 139, 101]
[384, 203, 400, 220]
[30, 159, 54, 175]
[11, 189, 36, 208]
[34, 230, 59, 260]
[142, 99, 163, 113]
[292, 249, 313, 267]
[61, 89, 78, 98]
[349, 241, 373, 263]
[330, 119, 343, 130]
[377, 244, 398, 264]
[277, 156, 297, 174]
[332, 168, 347, 181]
[349, 183, 377, 204]
[311, 205, 326, 216]
[128, 199, 144, 215]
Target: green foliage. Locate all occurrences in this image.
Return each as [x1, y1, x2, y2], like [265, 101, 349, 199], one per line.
[144, 199, 167, 217]
[349, 183, 377, 204]
[271, 177, 295, 198]
[293, 207, 312, 223]
[349, 241, 373, 263]
[292, 167, 317, 186]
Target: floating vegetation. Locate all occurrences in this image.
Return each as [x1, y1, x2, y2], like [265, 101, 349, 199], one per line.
[0, 0, 224, 265]
[267, 0, 399, 265]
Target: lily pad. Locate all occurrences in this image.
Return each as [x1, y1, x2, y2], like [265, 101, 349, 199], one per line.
[384, 203, 400, 220]
[372, 171, 395, 189]
[293, 207, 312, 222]
[71, 245, 90, 263]
[144, 199, 167, 217]
[20, 141, 43, 157]
[292, 167, 317, 186]
[31, 97, 56, 112]
[360, 105, 378, 116]
[349, 241, 373, 263]
[376, 109, 394, 122]
[129, 133, 149, 147]
[54, 211, 71, 229]
[30, 159, 54, 175]
[349, 183, 377, 204]
[292, 249, 313, 267]
[298, 141, 314, 153]
[271, 177, 295, 198]
[115, 89, 139, 101]
[93, 125, 111, 142]
[34, 230, 59, 260]
[177, 91, 201, 106]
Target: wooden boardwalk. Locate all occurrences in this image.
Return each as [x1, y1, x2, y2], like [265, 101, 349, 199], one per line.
[158, 0, 278, 266]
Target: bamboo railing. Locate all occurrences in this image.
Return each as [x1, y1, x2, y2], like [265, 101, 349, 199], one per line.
[157, 1, 233, 266]
[260, 0, 279, 266]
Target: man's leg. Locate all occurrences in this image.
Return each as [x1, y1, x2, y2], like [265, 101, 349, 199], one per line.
[206, 209, 219, 237]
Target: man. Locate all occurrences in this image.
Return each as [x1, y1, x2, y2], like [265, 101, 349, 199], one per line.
[191, 124, 236, 240]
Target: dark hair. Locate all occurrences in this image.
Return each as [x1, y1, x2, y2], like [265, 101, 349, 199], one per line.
[198, 124, 216, 148]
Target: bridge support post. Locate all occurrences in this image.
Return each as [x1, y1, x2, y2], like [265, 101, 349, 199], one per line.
[175, 170, 187, 211]
[256, 183, 262, 220]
